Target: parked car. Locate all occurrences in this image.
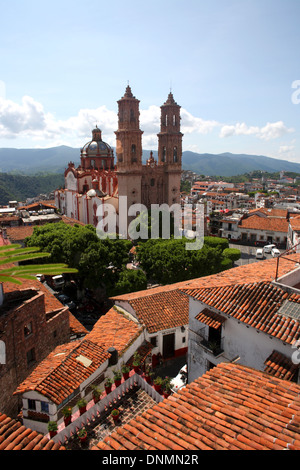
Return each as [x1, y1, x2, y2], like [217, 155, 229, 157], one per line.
[271, 248, 281, 257]
[256, 248, 264, 259]
[171, 364, 187, 393]
[55, 294, 76, 311]
[263, 244, 276, 254]
[45, 275, 65, 290]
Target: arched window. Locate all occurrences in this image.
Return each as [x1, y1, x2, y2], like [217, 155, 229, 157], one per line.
[173, 114, 176, 126]
[162, 147, 166, 162]
[131, 144, 137, 162]
[173, 146, 178, 163]
[130, 109, 135, 122]
[0, 340, 6, 365]
[151, 178, 155, 187]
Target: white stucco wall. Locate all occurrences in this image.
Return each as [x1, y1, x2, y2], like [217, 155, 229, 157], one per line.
[188, 296, 298, 384]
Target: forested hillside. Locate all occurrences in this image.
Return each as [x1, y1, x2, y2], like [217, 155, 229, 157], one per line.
[0, 173, 64, 205]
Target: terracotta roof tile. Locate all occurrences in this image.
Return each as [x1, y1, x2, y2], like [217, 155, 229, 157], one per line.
[85, 307, 143, 354]
[239, 214, 289, 232]
[5, 225, 35, 242]
[184, 280, 300, 345]
[0, 412, 65, 450]
[264, 350, 299, 381]
[92, 363, 300, 451]
[195, 308, 226, 329]
[14, 339, 111, 404]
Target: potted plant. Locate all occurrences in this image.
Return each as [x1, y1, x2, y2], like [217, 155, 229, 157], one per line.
[121, 364, 130, 380]
[104, 377, 113, 394]
[91, 385, 102, 403]
[153, 376, 163, 393]
[76, 398, 87, 415]
[62, 406, 72, 426]
[162, 376, 172, 398]
[144, 364, 154, 384]
[48, 421, 58, 438]
[132, 351, 141, 372]
[111, 408, 120, 423]
[113, 369, 122, 387]
[77, 427, 88, 443]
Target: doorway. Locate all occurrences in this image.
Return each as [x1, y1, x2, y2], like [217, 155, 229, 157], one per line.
[163, 333, 175, 359]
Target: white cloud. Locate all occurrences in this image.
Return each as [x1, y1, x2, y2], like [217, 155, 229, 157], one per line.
[180, 108, 220, 135]
[0, 95, 295, 152]
[0, 96, 47, 137]
[277, 140, 297, 160]
[219, 121, 294, 141]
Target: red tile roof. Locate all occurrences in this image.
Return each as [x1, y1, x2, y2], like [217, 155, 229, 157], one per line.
[0, 412, 65, 450]
[5, 225, 34, 242]
[195, 308, 226, 329]
[264, 350, 299, 381]
[92, 362, 300, 450]
[184, 280, 300, 345]
[239, 214, 288, 233]
[86, 307, 143, 354]
[14, 339, 111, 404]
[112, 256, 300, 335]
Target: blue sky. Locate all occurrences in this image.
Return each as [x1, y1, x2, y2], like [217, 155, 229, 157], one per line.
[0, 0, 299, 163]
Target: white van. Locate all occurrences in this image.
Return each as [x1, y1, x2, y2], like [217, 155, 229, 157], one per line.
[256, 248, 264, 259]
[263, 244, 276, 254]
[271, 248, 281, 257]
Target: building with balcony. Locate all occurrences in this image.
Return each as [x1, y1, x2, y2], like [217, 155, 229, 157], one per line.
[182, 253, 300, 384]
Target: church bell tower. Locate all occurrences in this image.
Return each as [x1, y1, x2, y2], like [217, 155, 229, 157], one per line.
[158, 92, 183, 205]
[115, 85, 143, 232]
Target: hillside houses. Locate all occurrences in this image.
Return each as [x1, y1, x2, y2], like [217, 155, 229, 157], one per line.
[210, 207, 290, 247]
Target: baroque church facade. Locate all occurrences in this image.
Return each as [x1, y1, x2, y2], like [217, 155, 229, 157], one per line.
[55, 85, 183, 234]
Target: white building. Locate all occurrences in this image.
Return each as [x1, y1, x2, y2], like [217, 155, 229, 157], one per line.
[182, 256, 300, 384]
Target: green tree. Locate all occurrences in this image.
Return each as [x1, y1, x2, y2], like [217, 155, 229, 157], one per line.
[222, 248, 241, 263]
[108, 269, 147, 297]
[136, 236, 232, 285]
[25, 222, 132, 290]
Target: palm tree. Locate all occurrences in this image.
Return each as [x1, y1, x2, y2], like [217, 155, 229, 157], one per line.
[0, 244, 77, 285]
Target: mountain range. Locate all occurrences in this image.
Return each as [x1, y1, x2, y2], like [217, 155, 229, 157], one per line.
[0, 146, 300, 177]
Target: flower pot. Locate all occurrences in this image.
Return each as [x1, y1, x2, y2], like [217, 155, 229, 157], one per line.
[111, 410, 120, 422]
[93, 396, 100, 404]
[105, 385, 112, 395]
[114, 379, 122, 387]
[145, 375, 152, 384]
[78, 431, 87, 442]
[64, 416, 72, 426]
[163, 391, 171, 398]
[122, 372, 130, 380]
[49, 430, 57, 438]
[79, 406, 86, 415]
[133, 365, 140, 373]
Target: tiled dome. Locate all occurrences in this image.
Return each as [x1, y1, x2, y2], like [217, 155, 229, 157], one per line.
[81, 126, 113, 157]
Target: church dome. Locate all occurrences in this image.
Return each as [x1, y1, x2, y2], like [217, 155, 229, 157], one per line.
[81, 126, 113, 158]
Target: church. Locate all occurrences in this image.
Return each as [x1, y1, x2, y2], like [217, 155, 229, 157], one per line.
[55, 85, 183, 235]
